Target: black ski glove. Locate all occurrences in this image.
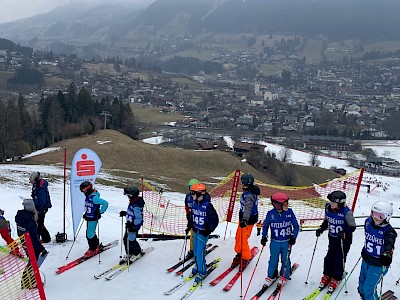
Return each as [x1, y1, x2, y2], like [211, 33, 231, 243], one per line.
[119, 211, 127, 217]
[338, 231, 346, 240]
[288, 235, 296, 245]
[261, 236, 268, 246]
[185, 227, 190, 235]
[380, 251, 392, 266]
[239, 219, 248, 228]
[316, 228, 324, 237]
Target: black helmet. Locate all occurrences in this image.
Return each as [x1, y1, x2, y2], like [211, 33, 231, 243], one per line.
[80, 181, 94, 196]
[124, 186, 139, 198]
[327, 190, 346, 204]
[241, 173, 254, 186]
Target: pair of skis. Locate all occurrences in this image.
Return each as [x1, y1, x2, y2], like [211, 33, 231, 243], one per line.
[94, 246, 154, 280]
[164, 258, 221, 295]
[167, 243, 213, 273]
[56, 240, 118, 274]
[381, 290, 397, 300]
[209, 246, 259, 291]
[250, 263, 299, 300]
[176, 245, 218, 275]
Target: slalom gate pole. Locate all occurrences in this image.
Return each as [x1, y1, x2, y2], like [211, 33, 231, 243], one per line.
[340, 238, 347, 294]
[243, 245, 264, 300]
[305, 236, 319, 284]
[120, 216, 124, 259]
[333, 255, 361, 300]
[181, 233, 188, 277]
[66, 220, 84, 259]
[277, 244, 292, 300]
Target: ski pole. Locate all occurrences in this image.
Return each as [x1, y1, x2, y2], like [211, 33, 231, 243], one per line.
[66, 220, 84, 259]
[98, 221, 101, 264]
[305, 236, 319, 284]
[333, 255, 361, 300]
[127, 231, 130, 273]
[340, 238, 347, 294]
[120, 215, 124, 259]
[181, 233, 188, 277]
[379, 266, 386, 299]
[243, 245, 265, 300]
[240, 226, 244, 300]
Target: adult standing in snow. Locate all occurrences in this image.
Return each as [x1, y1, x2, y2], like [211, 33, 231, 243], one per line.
[358, 201, 397, 300]
[184, 178, 199, 259]
[29, 171, 52, 243]
[80, 181, 108, 257]
[187, 183, 219, 286]
[15, 199, 47, 259]
[232, 173, 259, 267]
[261, 192, 299, 286]
[315, 190, 356, 292]
[119, 185, 144, 263]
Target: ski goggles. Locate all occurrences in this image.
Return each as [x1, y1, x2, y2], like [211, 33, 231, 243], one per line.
[371, 211, 385, 220]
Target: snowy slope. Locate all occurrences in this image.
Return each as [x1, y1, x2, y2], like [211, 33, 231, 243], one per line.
[1, 144, 400, 299]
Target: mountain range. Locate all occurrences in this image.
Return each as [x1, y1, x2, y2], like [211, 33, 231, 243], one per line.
[1, 0, 400, 53]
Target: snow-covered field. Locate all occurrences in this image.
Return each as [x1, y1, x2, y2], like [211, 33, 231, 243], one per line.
[1, 141, 400, 299]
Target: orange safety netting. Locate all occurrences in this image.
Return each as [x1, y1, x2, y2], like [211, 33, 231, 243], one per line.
[0, 233, 46, 300]
[141, 169, 363, 235]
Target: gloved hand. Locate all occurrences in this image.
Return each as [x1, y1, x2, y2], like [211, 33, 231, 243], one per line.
[338, 231, 346, 240]
[202, 230, 211, 237]
[316, 228, 324, 237]
[288, 235, 296, 245]
[82, 214, 88, 221]
[185, 227, 191, 235]
[125, 221, 134, 229]
[380, 251, 393, 266]
[119, 211, 127, 217]
[40, 249, 49, 257]
[261, 236, 268, 246]
[43, 207, 48, 214]
[240, 219, 248, 228]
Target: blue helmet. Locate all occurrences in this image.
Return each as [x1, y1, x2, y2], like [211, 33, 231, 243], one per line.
[241, 173, 254, 186]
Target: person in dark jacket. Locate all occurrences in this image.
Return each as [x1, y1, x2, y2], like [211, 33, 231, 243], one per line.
[80, 181, 108, 257]
[15, 199, 46, 259]
[1, 208, 21, 256]
[29, 172, 52, 243]
[186, 183, 219, 286]
[315, 190, 356, 292]
[15, 199, 48, 289]
[233, 173, 259, 267]
[119, 186, 144, 263]
[358, 201, 397, 300]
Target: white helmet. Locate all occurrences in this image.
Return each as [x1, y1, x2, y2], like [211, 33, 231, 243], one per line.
[371, 201, 393, 221]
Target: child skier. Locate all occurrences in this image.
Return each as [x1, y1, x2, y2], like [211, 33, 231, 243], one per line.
[232, 173, 259, 267]
[184, 178, 199, 259]
[261, 192, 299, 286]
[80, 181, 108, 257]
[187, 183, 219, 286]
[119, 185, 144, 263]
[315, 190, 356, 292]
[358, 201, 397, 300]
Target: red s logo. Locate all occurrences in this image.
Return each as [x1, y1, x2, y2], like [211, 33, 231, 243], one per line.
[76, 153, 96, 176]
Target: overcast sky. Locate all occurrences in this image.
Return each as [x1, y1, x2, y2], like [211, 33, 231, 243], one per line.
[0, 0, 152, 23]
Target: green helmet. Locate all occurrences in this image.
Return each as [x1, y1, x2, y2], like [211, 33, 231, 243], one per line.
[188, 179, 199, 189]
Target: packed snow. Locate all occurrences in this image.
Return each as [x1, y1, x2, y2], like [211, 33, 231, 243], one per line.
[1, 142, 400, 299]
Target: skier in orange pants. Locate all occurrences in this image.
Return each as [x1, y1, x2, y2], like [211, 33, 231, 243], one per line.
[232, 173, 259, 267]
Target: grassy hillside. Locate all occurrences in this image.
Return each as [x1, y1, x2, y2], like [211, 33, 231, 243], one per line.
[22, 130, 338, 192]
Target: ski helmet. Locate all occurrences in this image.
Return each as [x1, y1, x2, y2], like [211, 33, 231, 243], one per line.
[371, 201, 393, 222]
[327, 191, 346, 204]
[241, 173, 254, 186]
[188, 179, 199, 189]
[124, 186, 139, 198]
[80, 181, 93, 196]
[271, 192, 289, 211]
[190, 183, 206, 193]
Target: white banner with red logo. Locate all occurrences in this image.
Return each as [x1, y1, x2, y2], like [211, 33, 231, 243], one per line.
[70, 148, 102, 236]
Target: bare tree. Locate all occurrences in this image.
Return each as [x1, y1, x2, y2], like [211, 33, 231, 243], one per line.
[282, 164, 295, 186]
[309, 152, 321, 167]
[279, 147, 292, 163]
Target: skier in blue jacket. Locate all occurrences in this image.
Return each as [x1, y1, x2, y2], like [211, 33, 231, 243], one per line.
[184, 178, 199, 259]
[29, 171, 52, 243]
[80, 181, 108, 257]
[358, 201, 397, 300]
[187, 183, 219, 286]
[315, 190, 356, 292]
[261, 192, 299, 286]
[119, 185, 144, 263]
